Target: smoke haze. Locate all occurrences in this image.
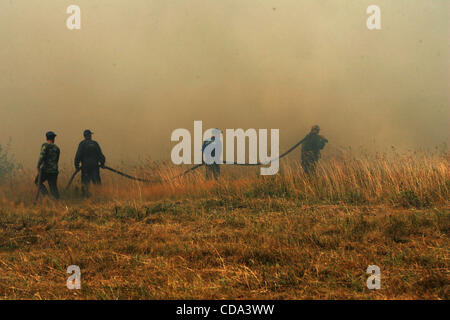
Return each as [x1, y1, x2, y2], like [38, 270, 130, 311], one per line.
[0, 0, 448, 167]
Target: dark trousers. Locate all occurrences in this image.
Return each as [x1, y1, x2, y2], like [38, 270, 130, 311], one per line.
[301, 151, 318, 175]
[205, 163, 220, 180]
[35, 172, 59, 199]
[81, 167, 101, 195]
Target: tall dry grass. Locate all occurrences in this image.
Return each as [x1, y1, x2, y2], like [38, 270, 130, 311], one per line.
[2, 149, 447, 208]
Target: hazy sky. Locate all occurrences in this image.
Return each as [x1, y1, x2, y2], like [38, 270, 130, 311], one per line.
[0, 0, 448, 167]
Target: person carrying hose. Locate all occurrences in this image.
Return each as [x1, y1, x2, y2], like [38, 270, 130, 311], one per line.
[74, 129, 106, 196]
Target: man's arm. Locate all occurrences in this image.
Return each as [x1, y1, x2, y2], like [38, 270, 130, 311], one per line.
[318, 135, 328, 150]
[37, 144, 47, 170]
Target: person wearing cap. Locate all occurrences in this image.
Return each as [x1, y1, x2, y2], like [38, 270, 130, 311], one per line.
[74, 129, 106, 195]
[299, 125, 328, 174]
[35, 131, 60, 199]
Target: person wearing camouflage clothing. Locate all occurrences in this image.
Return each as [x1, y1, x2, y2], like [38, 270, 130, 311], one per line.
[300, 125, 328, 174]
[202, 136, 220, 180]
[35, 131, 60, 199]
[74, 129, 106, 195]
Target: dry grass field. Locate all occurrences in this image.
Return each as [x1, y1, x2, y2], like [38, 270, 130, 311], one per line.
[0, 150, 448, 299]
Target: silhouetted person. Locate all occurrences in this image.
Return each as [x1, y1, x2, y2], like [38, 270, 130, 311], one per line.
[300, 125, 328, 174]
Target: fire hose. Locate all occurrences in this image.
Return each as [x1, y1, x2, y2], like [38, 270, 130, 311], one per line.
[65, 166, 155, 190]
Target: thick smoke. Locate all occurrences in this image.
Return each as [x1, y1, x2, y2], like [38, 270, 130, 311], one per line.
[0, 0, 448, 167]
